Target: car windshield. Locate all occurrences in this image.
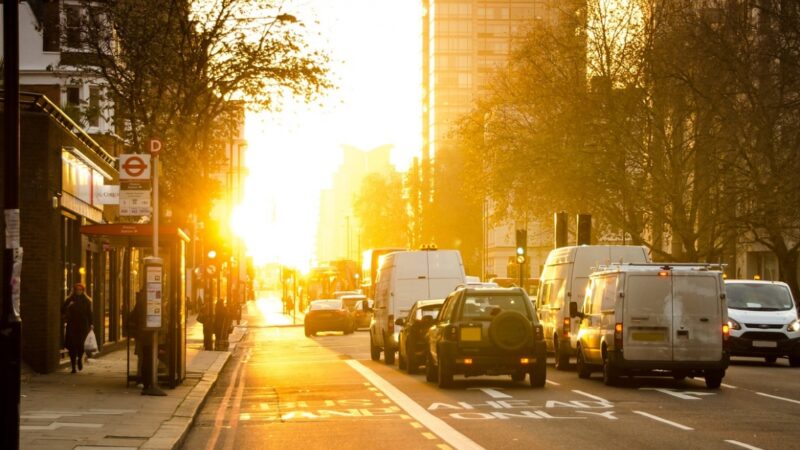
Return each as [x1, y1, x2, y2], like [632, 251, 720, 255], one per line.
[415, 304, 442, 320]
[341, 297, 364, 311]
[309, 300, 342, 311]
[461, 295, 530, 320]
[726, 283, 794, 311]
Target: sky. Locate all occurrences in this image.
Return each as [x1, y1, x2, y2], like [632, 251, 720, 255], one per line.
[231, 0, 422, 270]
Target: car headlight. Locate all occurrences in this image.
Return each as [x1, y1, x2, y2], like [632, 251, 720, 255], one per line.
[728, 318, 741, 330]
[788, 319, 800, 332]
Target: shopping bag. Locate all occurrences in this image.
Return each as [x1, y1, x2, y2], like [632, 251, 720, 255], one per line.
[84, 329, 99, 354]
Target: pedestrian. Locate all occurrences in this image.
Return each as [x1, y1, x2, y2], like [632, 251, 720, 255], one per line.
[214, 299, 229, 350]
[62, 283, 93, 373]
[129, 290, 152, 387]
[199, 296, 214, 350]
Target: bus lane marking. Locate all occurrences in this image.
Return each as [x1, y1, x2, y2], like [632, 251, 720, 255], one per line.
[345, 360, 485, 450]
[467, 387, 512, 399]
[725, 440, 763, 450]
[755, 392, 800, 405]
[720, 383, 737, 389]
[639, 388, 716, 400]
[632, 411, 693, 431]
[427, 392, 615, 421]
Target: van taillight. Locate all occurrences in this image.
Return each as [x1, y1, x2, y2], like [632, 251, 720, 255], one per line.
[534, 324, 544, 341]
[614, 323, 623, 349]
[562, 318, 570, 338]
[722, 323, 730, 351]
[388, 315, 394, 335]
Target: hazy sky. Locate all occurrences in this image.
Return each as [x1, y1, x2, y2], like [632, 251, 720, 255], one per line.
[233, 0, 422, 268]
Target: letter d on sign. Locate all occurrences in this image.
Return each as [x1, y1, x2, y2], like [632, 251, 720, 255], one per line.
[149, 138, 162, 156]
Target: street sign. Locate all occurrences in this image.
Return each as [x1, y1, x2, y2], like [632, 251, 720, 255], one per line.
[119, 189, 151, 216]
[144, 258, 163, 330]
[149, 138, 162, 156]
[119, 154, 151, 180]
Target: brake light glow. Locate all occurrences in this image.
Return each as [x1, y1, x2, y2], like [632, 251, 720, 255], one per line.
[614, 322, 623, 349]
[658, 271, 669, 277]
[722, 323, 731, 351]
[520, 358, 530, 365]
[464, 358, 473, 365]
[562, 317, 570, 338]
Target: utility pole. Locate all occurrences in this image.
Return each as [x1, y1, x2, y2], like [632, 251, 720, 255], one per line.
[2, 1, 22, 446]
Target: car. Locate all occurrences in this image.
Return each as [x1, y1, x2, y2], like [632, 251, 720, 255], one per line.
[354, 299, 374, 329]
[425, 286, 546, 388]
[304, 299, 355, 336]
[340, 294, 368, 327]
[396, 299, 445, 374]
[724, 279, 800, 367]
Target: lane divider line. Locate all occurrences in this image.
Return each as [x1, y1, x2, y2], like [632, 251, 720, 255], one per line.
[632, 411, 693, 431]
[720, 383, 737, 389]
[545, 380, 560, 386]
[725, 440, 763, 450]
[205, 351, 247, 450]
[410, 422, 423, 429]
[345, 360, 485, 450]
[437, 445, 453, 450]
[755, 392, 800, 405]
[423, 432, 437, 440]
[571, 390, 610, 403]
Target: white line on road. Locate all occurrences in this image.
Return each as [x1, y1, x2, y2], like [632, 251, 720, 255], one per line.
[755, 392, 800, 405]
[346, 360, 485, 450]
[725, 440, 763, 450]
[632, 411, 693, 431]
[572, 390, 611, 403]
[720, 383, 737, 389]
[545, 380, 560, 386]
[467, 388, 512, 399]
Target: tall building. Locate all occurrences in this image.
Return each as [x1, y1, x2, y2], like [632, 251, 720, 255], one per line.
[422, 1, 560, 278]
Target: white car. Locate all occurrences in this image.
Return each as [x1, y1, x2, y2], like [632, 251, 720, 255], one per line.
[725, 280, 800, 367]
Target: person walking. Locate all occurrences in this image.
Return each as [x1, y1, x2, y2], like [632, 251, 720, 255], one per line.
[62, 283, 93, 373]
[199, 296, 214, 350]
[214, 299, 229, 350]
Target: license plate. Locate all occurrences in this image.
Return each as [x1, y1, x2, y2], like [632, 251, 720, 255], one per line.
[460, 327, 481, 341]
[752, 340, 777, 348]
[632, 332, 665, 341]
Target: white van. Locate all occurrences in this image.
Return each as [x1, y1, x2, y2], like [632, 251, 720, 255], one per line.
[369, 249, 466, 364]
[538, 245, 650, 369]
[724, 280, 800, 367]
[571, 263, 730, 388]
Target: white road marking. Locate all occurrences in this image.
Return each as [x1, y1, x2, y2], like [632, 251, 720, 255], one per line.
[571, 390, 611, 403]
[640, 388, 716, 400]
[755, 392, 800, 405]
[468, 388, 512, 399]
[633, 411, 693, 431]
[720, 383, 737, 389]
[545, 380, 560, 386]
[21, 422, 103, 431]
[725, 440, 763, 450]
[423, 432, 437, 440]
[346, 360, 485, 450]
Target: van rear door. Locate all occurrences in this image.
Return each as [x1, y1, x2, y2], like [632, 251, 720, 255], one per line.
[622, 274, 673, 361]
[426, 251, 466, 300]
[672, 272, 723, 362]
[393, 252, 431, 318]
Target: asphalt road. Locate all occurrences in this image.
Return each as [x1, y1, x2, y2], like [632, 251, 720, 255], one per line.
[183, 303, 800, 450]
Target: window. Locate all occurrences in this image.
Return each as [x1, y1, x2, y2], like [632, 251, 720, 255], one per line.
[67, 86, 81, 106]
[65, 5, 83, 48]
[42, 1, 60, 52]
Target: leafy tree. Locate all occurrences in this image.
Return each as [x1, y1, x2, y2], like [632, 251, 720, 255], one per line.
[72, 0, 331, 225]
[353, 173, 409, 250]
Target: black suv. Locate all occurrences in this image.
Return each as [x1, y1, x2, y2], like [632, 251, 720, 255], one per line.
[425, 286, 546, 388]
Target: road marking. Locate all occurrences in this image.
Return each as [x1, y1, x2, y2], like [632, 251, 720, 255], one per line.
[725, 440, 763, 450]
[720, 383, 737, 389]
[438, 445, 453, 450]
[640, 388, 716, 400]
[346, 360, 485, 450]
[206, 349, 248, 450]
[633, 411, 693, 430]
[222, 349, 250, 450]
[468, 387, 512, 399]
[423, 432, 437, 440]
[410, 422, 423, 429]
[545, 380, 560, 386]
[20, 422, 103, 431]
[571, 390, 611, 403]
[381, 399, 392, 404]
[755, 392, 800, 405]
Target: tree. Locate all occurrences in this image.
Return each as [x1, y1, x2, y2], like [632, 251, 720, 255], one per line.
[72, 0, 331, 225]
[353, 173, 409, 250]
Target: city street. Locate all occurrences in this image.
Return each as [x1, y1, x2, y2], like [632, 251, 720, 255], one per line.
[183, 297, 800, 450]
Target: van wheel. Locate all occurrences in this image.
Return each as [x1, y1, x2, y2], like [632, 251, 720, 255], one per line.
[437, 354, 454, 388]
[304, 326, 311, 337]
[576, 347, 591, 379]
[369, 333, 381, 361]
[554, 337, 570, 371]
[764, 356, 777, 365]
[384, 339, 396, 365]
[530, 357, 546, 388]
[426, 352, 438, 382]
[704, 369, 724, 389]
[790, 355, 800, 367]
[602, 356, 619, 386]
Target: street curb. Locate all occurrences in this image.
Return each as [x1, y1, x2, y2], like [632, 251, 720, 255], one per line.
[140, 325, 249, 450]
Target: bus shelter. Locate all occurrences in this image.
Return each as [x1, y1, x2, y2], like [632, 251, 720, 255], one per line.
[81, 223, 188, 388]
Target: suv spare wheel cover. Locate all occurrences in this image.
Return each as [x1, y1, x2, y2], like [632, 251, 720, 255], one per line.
[488, 311, 532, 351]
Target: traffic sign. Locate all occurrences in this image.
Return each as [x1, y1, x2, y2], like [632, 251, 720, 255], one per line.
[119, 154, 151, 180]
[149, 138, 162, 156]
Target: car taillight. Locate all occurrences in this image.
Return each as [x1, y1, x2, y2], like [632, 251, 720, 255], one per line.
[562, 317, 570, 338]
[722, 323, 730, 351]
[388, 314, 394, 335]
[614, 323, 623, 349]
[534, 324, 544, 341]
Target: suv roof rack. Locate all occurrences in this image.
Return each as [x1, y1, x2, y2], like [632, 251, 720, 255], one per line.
[596, 262, 728, 272]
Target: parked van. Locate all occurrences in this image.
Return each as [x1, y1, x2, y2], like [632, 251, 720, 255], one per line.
[538, 245, 650, 369]
[724, 279, 800, 367]
[571, 263, 729, 388]
[369, 249, 466, 364]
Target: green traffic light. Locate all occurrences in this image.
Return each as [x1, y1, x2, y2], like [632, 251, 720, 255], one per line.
[516, 246, 524, 255]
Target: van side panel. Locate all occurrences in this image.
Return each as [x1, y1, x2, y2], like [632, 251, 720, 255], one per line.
[622, 274, 673, 361]
[672, 274, 723, 362]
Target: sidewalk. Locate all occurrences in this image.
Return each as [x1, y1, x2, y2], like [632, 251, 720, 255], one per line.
[20, 313, 247, 450]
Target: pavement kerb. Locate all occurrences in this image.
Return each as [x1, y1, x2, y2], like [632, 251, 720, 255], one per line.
[140, 324, 248, 450]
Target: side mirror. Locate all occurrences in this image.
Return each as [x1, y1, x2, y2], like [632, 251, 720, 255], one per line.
[569, 301, 579, 318]
[395, 318, 405, 326]
[362, 301, 372, 312]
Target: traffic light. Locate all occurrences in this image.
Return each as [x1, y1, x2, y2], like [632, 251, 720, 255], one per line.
[516, 229, 527, 263]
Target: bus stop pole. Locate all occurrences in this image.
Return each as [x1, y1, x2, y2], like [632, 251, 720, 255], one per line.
[144, 142, 165, 396]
